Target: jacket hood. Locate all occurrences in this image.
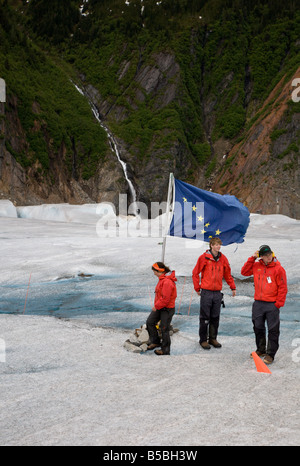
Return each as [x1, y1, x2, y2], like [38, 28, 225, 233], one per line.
[159, 270, 177, 282]
[205, 249, 221, 261]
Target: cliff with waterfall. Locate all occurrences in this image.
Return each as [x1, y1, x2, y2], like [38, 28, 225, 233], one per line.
[0, 0, 299, 217]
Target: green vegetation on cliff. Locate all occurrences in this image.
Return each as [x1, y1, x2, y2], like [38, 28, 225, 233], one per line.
[0, 0, 108, 179]
[0, 0, 299, 190]
[61, 0, 299, 165]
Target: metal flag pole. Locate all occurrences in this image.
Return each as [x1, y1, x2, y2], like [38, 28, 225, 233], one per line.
[161, 173, 174, 263]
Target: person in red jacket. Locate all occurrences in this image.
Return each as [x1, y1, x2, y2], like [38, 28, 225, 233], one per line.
[192, 237, 236, 350]
[146, 262, 177, 355]
[241, 245, 288, 364]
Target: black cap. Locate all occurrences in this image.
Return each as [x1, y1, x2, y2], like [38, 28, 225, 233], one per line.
[259, 245, 272, 256]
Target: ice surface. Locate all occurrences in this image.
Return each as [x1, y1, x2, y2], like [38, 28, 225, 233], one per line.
[0, 203, 299, 446]
[0, 200, 17, 218]
[17, 202, 116, 224]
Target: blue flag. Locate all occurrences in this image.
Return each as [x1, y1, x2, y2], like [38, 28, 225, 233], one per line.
[168, 178, 250, 245]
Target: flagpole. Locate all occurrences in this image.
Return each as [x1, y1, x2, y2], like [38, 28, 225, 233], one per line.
[161, 173, 174, 263]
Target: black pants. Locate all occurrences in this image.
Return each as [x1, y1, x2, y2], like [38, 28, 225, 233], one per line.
[199, 290, 223, 343]
[146, 307, 175, 355]
[252, 300, 280, 359]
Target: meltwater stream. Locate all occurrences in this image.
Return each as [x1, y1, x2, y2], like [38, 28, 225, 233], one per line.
[0, 274, 150, 329]
[0, 275, 298, 336]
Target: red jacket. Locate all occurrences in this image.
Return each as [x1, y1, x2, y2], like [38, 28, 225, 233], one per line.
[154, 271, 177, 310]
[241, 256, 287, 309]
[192, 250, 236, 292]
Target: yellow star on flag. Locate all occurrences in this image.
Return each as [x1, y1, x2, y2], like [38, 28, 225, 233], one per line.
[205, 222, 210, 227]
[192, 205, 197, 212]
[201, 229, 206, 234]
[183, 197, 187, 202]
[197, 215, 203, 222]
[215, 229, 221, 235]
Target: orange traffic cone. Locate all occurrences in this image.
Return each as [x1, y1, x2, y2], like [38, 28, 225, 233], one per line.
[252, 351, 272, 374]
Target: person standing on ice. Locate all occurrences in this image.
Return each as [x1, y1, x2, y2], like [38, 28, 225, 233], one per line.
[146, 262, 177, 355]
[241, 245, 288, 365]
[192, 237, 236, 350]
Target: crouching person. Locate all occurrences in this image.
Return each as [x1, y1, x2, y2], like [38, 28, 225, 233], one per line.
[146, 262, 177, 355]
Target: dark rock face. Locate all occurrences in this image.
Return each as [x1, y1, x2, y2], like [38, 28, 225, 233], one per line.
[1, 51, 299, 219]
[0, 95, 128, 207]
[78, 52, 196, 210]
[212, 68, 300, 219]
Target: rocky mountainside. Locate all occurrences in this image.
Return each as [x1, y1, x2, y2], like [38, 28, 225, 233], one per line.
[212, 67, 300, 217]
[0, 0, 299, 217]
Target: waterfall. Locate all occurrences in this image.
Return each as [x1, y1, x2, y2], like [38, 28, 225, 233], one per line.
[73, 83, 138, 215]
